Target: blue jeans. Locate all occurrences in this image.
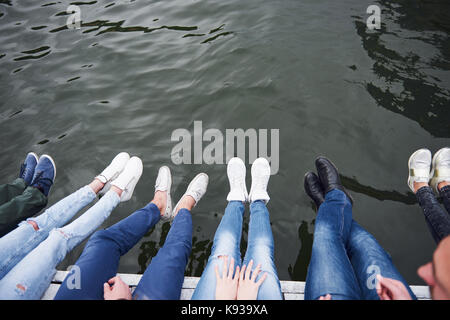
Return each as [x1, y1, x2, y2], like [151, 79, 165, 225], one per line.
[305, 189, 416, 300]
[192, 200, 283, 300]
[0, 185, 96, 280]
[54, 204, 192, 300]
[416, 185, 450, 244]
[0, 190, 120, 299]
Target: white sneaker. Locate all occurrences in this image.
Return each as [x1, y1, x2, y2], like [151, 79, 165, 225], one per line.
[173, 173, 209, 214]
[96, 152, 130, 195]
[110, 156, 143, 202]
[407, 148, 432, 193]
[226, 157, 248, 202]
[248, 157, 270, 204]
[155, 166, 173, 221]
[430, 147, 450, 193]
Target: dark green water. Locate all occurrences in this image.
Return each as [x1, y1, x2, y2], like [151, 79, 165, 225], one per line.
[0, 0, 449, 285]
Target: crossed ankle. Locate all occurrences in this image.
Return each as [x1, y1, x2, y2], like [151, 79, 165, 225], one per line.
[438, 181, 450, 191]
[89, 179, 105, 194]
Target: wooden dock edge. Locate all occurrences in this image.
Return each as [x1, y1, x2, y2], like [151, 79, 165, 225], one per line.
[42, 270, 431, 300]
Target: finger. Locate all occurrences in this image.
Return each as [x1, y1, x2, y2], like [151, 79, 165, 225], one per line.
[103, 282, 111, 292]
[234, 266, 240, 280]
[222, 256, 228, 279]
[215, 264, 221, 280]
[240, 265, 246, 281]
[107, 276, 117, 285]
[228, 257, 235, 279]
[376, 274, 382, 292]
[246, 260, 254, 280]
[251, 264, 262, 282]
[325, 294, 332, 300]
[256, 272, 267, 286]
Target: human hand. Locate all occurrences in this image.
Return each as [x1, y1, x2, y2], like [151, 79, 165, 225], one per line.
[103, 276, 132, 300]
[215, 256, 239, 300]
[318, 294, 332, 300]
[237, 260, 267, 300]
[376, 275, 412, 300]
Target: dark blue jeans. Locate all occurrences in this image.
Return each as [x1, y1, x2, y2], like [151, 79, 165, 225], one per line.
[416, 185, 450, 244]
[54, 203, 192, 300]
[305, 189, 416, 300]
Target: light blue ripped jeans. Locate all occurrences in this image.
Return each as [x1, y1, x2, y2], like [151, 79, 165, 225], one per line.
[0, 186, 96, 280]
[192, 200, 283, 300]
[0, 189, 120, 300]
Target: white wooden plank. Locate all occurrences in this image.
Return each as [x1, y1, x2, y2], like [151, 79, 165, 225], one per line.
[46, 271, 431, 300]
[41, 283, 60, 300]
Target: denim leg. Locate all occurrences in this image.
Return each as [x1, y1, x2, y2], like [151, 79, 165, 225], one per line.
[0, 185, 95, 281]
[0, 229, 68, 299]
[305, 189, 361, 300]
[242, 200, 283, 300]
[0, 190, 119, 300]
[55, 203, 161, 300]
[133, 209, 192, 300]
[439, 185, 450, 215]
[191, 201, 245, 300]
[416, 186, 450, 244]
[347, 221, 417, 300]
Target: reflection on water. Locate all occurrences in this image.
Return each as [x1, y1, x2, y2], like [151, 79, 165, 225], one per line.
[288, 219, 314, 281]
[354, 0, 450, 138]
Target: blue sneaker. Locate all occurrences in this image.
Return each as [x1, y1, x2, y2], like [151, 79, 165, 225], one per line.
[30, 154, 56, 196]
[19, 152, 39, 185]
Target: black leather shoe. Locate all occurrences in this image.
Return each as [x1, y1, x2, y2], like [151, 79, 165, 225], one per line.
[315, 156, 354, 204]
[304, 171, 325, 209]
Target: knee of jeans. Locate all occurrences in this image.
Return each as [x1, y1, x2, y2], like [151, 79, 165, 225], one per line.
[21, 218, 40, 231]
[314, 221, 340, 238]
[211, 231, 239, 254]
[88, 229, 118, 247]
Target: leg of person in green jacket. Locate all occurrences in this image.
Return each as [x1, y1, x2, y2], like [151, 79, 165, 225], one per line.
[0, 153, 56, 237]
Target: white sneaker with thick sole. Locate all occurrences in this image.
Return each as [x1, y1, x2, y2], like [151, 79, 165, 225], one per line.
[97, 152, 130, 195]
[430, 147, 450, 193]
[155, 166, 173, 221]
[407, 148, 432, 193]
[110, 156, 143, 202]
[173, 173, 209, 215]
[248, 157, 271, 204]
[226, 157, 248, 202]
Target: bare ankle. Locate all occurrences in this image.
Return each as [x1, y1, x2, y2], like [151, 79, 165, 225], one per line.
[89, 179, 105, 194]
[110, 185, 123, 197]
[414, 182, 429, 194]
[151, 191, 167, 216]
[438, 181, 450, 191]
[176, 195, 195, 215]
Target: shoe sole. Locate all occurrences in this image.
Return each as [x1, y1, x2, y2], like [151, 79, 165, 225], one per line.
[159, 166, 173, 220]
[120, 157, 143, 202]
[173, 172, 209, 214]
[40, 154, 56, 181]
[249, 158, 270, 202]
[227, 157, 248, 200]
[407, 148, 431, 191]
[430, 148, 448, 192]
